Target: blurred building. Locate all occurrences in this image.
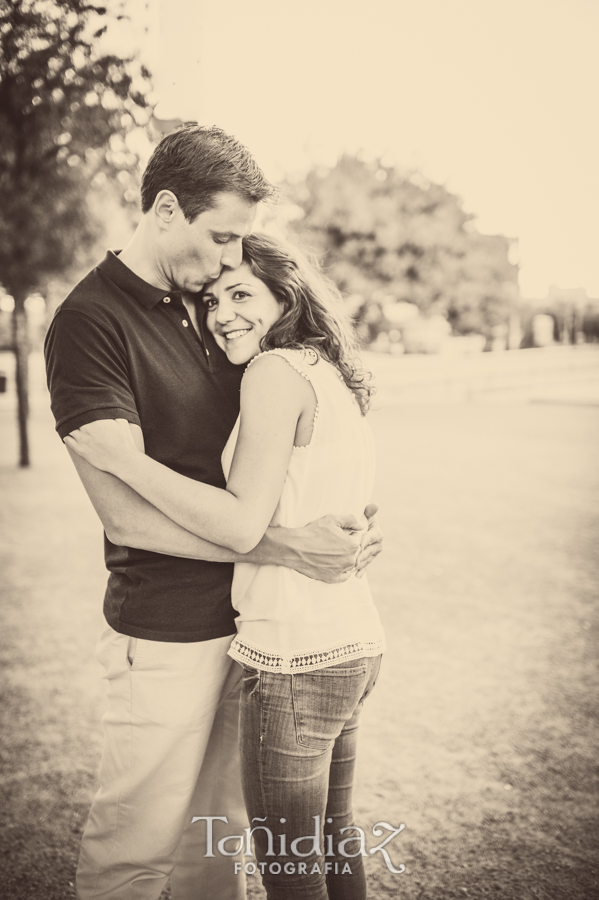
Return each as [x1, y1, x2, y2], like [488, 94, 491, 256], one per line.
[521, 287, 599, 346]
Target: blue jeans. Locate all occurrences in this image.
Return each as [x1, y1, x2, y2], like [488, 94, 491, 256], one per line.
[239, 655, 382, 900]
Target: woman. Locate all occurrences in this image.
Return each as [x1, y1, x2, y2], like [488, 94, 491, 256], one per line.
[66, 233, 385, 899]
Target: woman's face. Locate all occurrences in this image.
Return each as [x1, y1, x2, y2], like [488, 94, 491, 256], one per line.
[202, 262, 284, 365]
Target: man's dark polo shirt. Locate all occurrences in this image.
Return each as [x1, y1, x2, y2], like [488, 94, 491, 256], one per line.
[45, 251, 244, 642]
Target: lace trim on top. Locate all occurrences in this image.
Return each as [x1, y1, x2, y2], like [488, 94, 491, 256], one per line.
[246, 348, 320, 450]
[246, 346, 320, 373]
[228, 636, 385, 674]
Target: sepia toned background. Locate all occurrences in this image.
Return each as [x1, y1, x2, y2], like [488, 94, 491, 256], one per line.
[1, 1, 598, 897]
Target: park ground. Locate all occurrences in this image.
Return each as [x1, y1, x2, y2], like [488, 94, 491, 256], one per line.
[0, 356, 598, 899]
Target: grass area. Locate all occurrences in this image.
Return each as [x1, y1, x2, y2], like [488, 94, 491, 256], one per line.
[1, 397, 598, 899]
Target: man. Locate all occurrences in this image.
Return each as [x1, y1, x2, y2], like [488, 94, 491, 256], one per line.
[45, 124, 381, 900]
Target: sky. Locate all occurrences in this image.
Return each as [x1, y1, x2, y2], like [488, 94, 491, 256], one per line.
[125, 0, 598, 299]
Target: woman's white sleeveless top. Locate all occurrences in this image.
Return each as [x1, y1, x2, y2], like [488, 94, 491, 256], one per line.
[221, 348, 385, 674]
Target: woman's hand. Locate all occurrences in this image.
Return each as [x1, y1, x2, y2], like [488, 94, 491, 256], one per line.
[64, 418, 140, 476]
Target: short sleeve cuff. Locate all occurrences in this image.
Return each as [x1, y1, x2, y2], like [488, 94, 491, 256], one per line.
[57, 407, 142, 440]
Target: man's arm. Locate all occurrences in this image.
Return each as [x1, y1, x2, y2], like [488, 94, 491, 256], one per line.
[67, 447, 239, 561]
[68, 439, 369, 583]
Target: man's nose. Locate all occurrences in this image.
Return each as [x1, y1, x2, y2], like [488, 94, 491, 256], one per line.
[220, 239, 243, 270]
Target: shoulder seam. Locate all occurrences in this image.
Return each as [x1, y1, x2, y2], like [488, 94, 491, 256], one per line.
[48, 307, 127, 350]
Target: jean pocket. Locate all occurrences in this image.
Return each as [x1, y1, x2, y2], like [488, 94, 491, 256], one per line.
[241, 664, 261, 697]
[291, 666, 368, 751]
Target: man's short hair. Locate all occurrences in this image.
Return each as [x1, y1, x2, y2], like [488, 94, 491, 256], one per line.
[141, 123, 275, 222]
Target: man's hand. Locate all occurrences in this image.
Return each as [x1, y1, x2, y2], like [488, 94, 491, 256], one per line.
[260, 513, 366, 584]
[254, 504, 383, 584]
[355, 503, 383, 579]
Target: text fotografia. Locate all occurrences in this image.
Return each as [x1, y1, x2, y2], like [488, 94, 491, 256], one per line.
[191, 815, 406, 874]
[235, 860, 354, 877]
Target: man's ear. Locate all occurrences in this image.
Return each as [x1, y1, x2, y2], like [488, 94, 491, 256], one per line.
[154, 190, 179, 228]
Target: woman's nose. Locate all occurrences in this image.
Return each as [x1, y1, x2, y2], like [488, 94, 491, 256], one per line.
[215, 300, 237, 324]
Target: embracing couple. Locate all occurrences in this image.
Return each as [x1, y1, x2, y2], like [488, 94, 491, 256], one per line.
[45, 124, 385, 900]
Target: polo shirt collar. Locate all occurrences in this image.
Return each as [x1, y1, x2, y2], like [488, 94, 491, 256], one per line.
[100, 250, 175, 309]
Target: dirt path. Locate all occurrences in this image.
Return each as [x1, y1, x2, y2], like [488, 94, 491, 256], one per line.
[355, 402, 599, 899]
[1, 399, 598, 899]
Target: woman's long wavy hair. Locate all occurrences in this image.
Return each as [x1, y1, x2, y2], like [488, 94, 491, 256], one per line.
[234, 232, 374, 415]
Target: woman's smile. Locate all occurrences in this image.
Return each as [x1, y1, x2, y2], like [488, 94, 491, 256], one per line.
[222, 325, 253, 342]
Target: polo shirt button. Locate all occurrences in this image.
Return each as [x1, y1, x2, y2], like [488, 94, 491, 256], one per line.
[163, 296, 171, 303]
[182, 319, 189, 327]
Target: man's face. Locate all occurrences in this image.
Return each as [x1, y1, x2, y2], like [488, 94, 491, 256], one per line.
[159, 192, 257, 293]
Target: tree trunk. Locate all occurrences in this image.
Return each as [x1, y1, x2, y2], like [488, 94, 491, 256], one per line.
[12, 295, 30, 468]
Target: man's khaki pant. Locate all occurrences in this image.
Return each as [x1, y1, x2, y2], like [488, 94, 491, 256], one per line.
[76, 626, 247, 900]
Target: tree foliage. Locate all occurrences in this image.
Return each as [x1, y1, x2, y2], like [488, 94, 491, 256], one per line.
[0, 0, 153, 464]
[0, 0, 152, 299]
[285, 155, 519, 344]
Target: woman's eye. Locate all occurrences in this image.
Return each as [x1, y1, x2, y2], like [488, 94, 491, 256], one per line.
[204, 298, 217, 310]
[233, 291, 249, 301]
